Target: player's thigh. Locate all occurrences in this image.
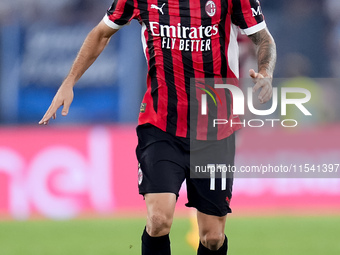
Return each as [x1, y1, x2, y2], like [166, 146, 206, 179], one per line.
[144, 193, 177, 236]
[197, 210, 227, 249]
[196, 210, 227, 236]
[145, 193, 177, 218]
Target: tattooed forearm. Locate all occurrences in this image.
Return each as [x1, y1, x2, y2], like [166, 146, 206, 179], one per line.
[248, 28, 277, 78]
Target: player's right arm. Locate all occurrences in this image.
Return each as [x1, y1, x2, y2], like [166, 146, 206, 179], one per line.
[39, 20, 118, 125]
[231, 0, 276, 104]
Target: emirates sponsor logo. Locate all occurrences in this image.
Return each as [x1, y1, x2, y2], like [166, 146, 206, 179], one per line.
[149, 22, 218, 39]
[205, 1, 216, 17]
[149, 22, 218, 52]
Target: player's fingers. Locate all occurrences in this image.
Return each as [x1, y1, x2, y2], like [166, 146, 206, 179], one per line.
[39, 100, 61, 124]
[39, 105, 53, 125]
[39, 112, 53, 125]
[259, 85, 272, 104]
[39, 116, 51, 125]
[249, 69, 273, 103]
[257, 79, 269, 99]
[260, 77, 274, 103]
[250, 70, 265, 93]
[252, 80, 264, 93]
[264, 85, 273, 103]
[249, 69, 257, 79]
[61, 99, 72, 116]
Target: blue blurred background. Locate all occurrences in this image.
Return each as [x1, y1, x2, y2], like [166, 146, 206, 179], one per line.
[0, 0, 147, 125]
[0, 0, 339, 125]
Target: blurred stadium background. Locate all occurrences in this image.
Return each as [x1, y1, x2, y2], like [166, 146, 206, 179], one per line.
[0, 0, 339, 254]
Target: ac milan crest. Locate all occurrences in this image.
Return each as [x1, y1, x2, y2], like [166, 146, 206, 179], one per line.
[205, 1, 216, 17]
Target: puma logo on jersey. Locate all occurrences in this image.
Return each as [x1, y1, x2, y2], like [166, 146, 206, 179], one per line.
[151, 3, 166, 15]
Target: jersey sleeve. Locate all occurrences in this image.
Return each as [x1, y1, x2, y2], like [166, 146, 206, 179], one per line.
[231, 0, 266, 35]
[103, 0, 138, 30]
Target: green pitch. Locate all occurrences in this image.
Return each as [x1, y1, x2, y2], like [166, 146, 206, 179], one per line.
[0, 216, 339, 255]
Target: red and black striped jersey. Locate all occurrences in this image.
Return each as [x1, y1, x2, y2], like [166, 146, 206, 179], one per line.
[104, 0, 266, 140]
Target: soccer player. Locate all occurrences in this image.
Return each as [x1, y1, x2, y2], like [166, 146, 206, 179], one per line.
[39, 0, 276, 254]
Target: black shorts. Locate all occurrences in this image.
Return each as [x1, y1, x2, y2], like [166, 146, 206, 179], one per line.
[136, 124, 235, 216]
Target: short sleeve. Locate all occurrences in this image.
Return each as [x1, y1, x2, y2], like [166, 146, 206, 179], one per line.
[231, 0, 266, 35]
[103, 0, 138, 30]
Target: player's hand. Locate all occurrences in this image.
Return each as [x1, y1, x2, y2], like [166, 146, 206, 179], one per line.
[249, 69, 273, 104]
[39, 83, 74, 125]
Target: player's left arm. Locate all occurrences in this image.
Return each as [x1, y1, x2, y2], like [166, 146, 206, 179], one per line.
[248, 28, 277, 104]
